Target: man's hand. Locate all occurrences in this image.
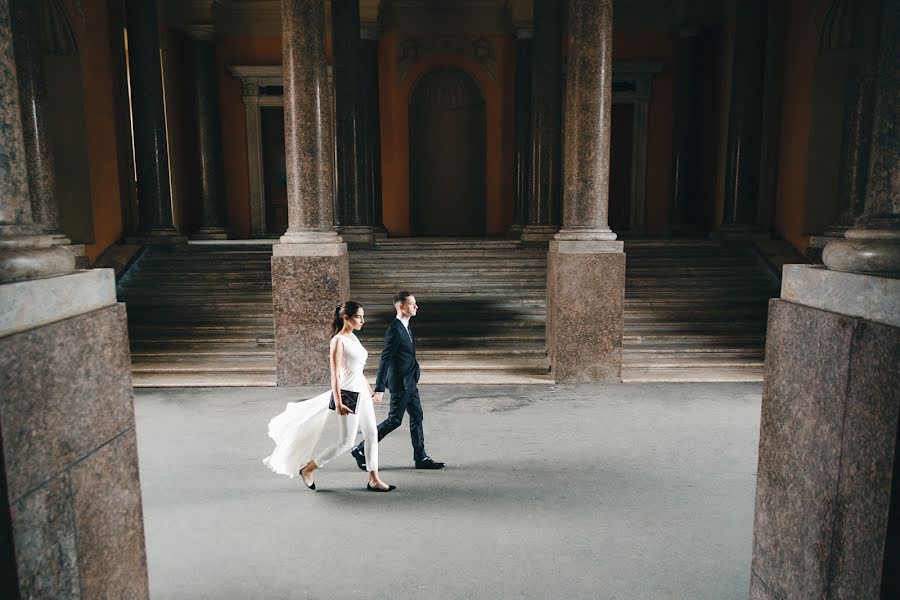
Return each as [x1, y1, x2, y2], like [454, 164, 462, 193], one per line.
[373, 392, 384, 404]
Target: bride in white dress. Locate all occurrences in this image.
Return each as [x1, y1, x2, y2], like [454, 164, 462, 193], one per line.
[263, 301, 395, 492]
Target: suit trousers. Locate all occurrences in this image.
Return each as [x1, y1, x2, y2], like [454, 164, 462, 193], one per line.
[355, 388, 426, 462]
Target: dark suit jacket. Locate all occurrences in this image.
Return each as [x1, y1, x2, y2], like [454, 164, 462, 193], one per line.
[374, 318, 420, 394]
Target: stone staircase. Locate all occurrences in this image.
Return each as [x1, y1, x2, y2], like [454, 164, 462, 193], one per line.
[118, 239, 777, 387]
[350, 238, 552, 384]
[118, 243, 277, 387]
[622, 240, 779, 382]
[117, 239, 552, 386]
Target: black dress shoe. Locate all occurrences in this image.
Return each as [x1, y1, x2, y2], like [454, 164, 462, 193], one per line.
[350, 447, 367, 471]
[366, 484, 396, 492]
[414, 457, 445, 470]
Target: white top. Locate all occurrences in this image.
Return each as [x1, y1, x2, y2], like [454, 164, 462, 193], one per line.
[335, 334, 368, 392]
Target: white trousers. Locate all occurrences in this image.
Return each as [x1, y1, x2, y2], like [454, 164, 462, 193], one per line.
[314, 392, 379, 472]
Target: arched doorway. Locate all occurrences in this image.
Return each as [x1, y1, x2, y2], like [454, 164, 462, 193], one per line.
[409, 68, 486, 236]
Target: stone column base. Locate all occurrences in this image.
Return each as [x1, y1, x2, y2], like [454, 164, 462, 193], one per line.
[709, 225, 770, 241]
[190, 228, 229, 241]
[506, 224, 524, 239]
[125, 234, 187, 246]
[521, 224, 559, 243]
[750, 296, 899, 599]
[335, 226, 376, 249]
[272, 242, 350, 385]
[0, 270, 149, 598]
[547, 240, 625, 383]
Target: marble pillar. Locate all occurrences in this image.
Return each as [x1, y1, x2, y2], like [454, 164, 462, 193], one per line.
[0, 0, 73, 284]
[509, 27, 532, 238]
[273, 0, 349, 385]
[547, 0, 624, 383]
[807, 0, 879, 259]
[10, 0, 89, 267]
[125, 0, 183, 243]
[667, 28, 702, 235]
[521, 0, 562, 242]
[0, 1, 149, 595]
[822, 0, 900, 277]
[360, 25, 386, 238]
[332, 0, 373, 247]
[188, 26, 228, 240]
[750, 3, 900, 597]
[719, 0, 768, 234]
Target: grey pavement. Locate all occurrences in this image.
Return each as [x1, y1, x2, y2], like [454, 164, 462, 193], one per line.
[134, 383, 762, 600]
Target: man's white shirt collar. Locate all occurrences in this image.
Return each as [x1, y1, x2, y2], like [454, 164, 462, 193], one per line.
[397, 315, 411, 328]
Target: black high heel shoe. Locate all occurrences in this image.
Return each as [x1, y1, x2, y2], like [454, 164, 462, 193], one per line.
[300, 467, 316, 491]
[366, 483, 396, 492]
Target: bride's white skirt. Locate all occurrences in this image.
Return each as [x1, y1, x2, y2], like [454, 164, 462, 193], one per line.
[262, 391, 331, 478]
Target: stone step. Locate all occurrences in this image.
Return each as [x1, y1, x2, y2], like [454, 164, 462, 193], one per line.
[131, 372, 276, 387]
[622, 366, 764, 383]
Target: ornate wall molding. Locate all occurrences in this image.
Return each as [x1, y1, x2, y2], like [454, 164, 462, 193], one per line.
[397, 36, 498, 81]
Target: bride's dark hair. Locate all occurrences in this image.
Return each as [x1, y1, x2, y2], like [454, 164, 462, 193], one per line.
[331, 300, 362, 336]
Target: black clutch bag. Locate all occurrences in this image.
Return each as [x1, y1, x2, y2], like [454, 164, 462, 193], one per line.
[328, 389, 359, 413]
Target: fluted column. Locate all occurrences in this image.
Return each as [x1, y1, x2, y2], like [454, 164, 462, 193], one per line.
[332, 0, 373, 247]
[547, 0, 624, 384]
[509, 26, 532, 238]
[360, 24, 386, 237]
[719, 0, 768, 233]
[187, 26, 228, 240]
[0, 0, 73, 282]
[272, 0, 348, 385]
[667, 28, 703, 234]
[521, 0, 562, 242]
[125, 0, 182, 242]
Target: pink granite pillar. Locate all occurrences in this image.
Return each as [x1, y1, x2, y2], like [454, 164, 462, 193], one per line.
[547, 0, 625, 383]
[273, 0, 349, 385]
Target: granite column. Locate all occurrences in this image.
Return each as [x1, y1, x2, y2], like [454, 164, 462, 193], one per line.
[521, 0, 562, 242]
[360, 25, 386, 238]
[188, 26, 228, 240]
[509, 27, 532, 238]
[546, 0, 624, 383]
[719, 0, 768, 234]
[273, 0, 349, 385]
[828, 0, 881, 236]
[10, 0, 89, 266]
[125, 0, 183, 243]
[667, 28, 702, 235]
[332, 0, 373, 247]
[0, 0, 149, 595]
[750, 1, 900, 597]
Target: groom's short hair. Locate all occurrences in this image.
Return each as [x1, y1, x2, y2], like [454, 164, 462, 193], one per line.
[393, 290, 412, 306]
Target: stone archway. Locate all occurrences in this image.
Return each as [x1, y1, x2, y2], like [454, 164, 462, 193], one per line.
[408, 68, 486, 236]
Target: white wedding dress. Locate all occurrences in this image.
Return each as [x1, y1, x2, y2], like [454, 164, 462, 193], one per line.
[263, 334, 376, 477]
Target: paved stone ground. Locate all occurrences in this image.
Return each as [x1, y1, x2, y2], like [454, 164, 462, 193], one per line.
[134, 383, 762, 600]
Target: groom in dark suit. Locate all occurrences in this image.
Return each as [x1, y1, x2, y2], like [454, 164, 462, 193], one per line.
[351, 291, 444, 470]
